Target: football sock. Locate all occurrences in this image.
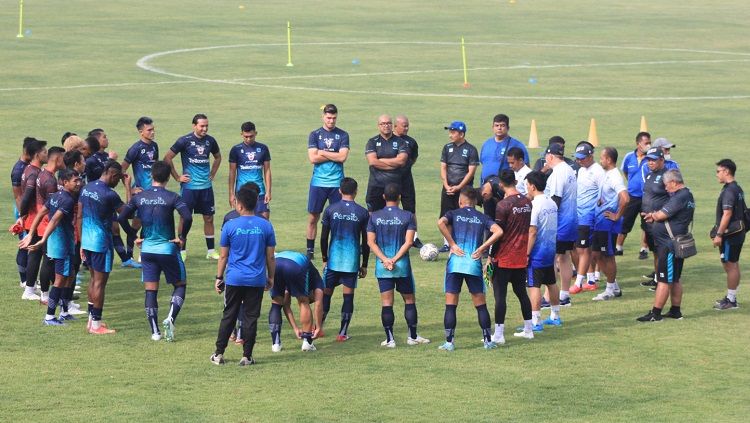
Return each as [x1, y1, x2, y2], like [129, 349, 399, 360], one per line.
[113, 235, 130, 262]
[606, 282, 617, 293]
[381, 306, 394, 342]
[205, 236, 215, 251]
[404, 303, 418, 339]
[145, 290, 159, 335]
[616, 244, 623, 251]
[669, 305, 681, 314]
[339, 293, 354, 336]
[46, 286, 61, 319]
[60, 287, 73, 315]
[523, 319, 532, 332]
[306, 239, 314, 252]
[594, 271, 601, 281]
[322, 292, 332, 322]
[302, 332, 313, 344]
[168, 285, 186, 323]
[586, 272, 596, 283]
[639, 247, 648, 253]
[560, 290, 570, 301]
[550, 305, 560, 320]
[91, 307, 103, 329]
[17, 248, 27, 284]
[269, 303, 283, 345]
[727, 289, 737, 302]
[444, 304, 457, 342]
[237, 303, 244, 339]
[532, 311, 541, 326]
[575, 274, 584, 287]
[475, 304, 491, 342]
[126, 233, 136, 257]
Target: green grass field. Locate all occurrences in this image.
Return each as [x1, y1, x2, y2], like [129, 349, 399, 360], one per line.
[1, 0, 749, 421]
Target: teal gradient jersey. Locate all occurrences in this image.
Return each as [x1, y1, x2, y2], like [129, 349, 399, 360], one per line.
[170, 133, 220, 190]
[229, 141, 270, 195]
[443, 207, 495, 276]
[45, 190, 76, 259]
[529, 195, 558, 267]
[118, 186, 192, 255]
[321, 199, 369, 273]
[308, 127, 349, 188]
[366, 206, 416, 278]
[79, 180, 123, 253]
[124, 140, 159, 190]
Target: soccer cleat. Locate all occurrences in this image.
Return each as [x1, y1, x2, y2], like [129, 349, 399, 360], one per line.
[542, 317, 563, 326]
[636, 311, 663, 322]
[638, 250, 649, 260]
[412, 238, 424, 249]
[89, 325, 116, 335]
[40, 292, 49, 305]
[569, 284, 583, 295]
[593, 291, 619, 301]
[614, 249, 624, 256]
[21, 291, 41, 301]
[209, 353, 225, 365]
[206, 250, 220, 260]
[68, 307, 86, 316]
[238, 357, 255, 366]
[540, 298, 551, 309]
[336, 334, 350, 342]
[121, 259, 142, 269]
[714, 297, 739, 310]
[438, 244, 450, 253]
[380, 339, 396, 348]
[180, 250, 187, 262]
[582, 282, 598, 291]
[513, 330, 534, 339]
[642, 272, 655, 280]
[406, 335, 430, 345]
[438, 341, 455, 351]
[59, 314, 77, 321]
[271, 343, 282, 353]
[151, 333, 162, 341]
[491, 334, 505, 345]
[483, 340, 498, 350]
[640, 279, 657, 287]
[301, 341, 317, 352]
[559, 297, 572, 307]
[162, 318, 175, 342]
[43, 318, 65, 326]
[662, 309, 683, 320]
[530, 323, 544, 332]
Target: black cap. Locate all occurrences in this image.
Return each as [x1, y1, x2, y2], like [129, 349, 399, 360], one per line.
[545, 143, 565, 156]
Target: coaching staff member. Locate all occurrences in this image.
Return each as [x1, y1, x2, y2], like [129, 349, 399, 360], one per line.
[440, 121, 479, 252]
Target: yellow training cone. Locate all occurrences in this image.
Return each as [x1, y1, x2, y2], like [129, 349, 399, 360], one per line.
[528, 119, 539, 148]
[640, 115, 648, 132]
[588, 118, 599, 146]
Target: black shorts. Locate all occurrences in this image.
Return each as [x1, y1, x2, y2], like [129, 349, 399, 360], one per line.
[577, 225, 592, 249]
[556, 241, 575, 254]
[401, 176, 416, 213]
[440, 187, 460, 218]
[491, 267, 527, 287]
[592, 230, 617, 256]
[366, 185, 387, 212]
[720, 234, 745, 263]
[656, 247, 684, 284]
[644, 228, 656, 252]
[527, 265, 556, 288]
[620, 196, 642, 234]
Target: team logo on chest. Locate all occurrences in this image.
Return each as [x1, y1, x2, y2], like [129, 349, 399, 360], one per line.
[324, 138, 333, 149]
[146, 150, 154, 161]
[246, 152, 256, 161]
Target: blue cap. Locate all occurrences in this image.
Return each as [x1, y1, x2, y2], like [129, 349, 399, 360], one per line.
[645, 147, 664, 160]
[444, 121, 467, 133]
[574, 141, 594, 159]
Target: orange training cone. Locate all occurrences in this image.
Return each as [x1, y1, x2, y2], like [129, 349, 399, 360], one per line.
[640, 115, 648, 132]
[528, 119, 539, 148]
[588, 118, 599, 147]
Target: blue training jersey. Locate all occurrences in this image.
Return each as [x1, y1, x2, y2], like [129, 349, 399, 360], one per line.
[80, 180, 123, 253]
[170, 132, 220, 190]
[479, 136, 529, 183]
[594, 168, 627, 232]
[366, 206, 416, 278]
[46, 190, 76, 259]
[229, 141, 271, 195]
[529, 195, 558, 267]
[321, 199, 369, 273]
[443, 207, 495, 276]
[545, 162, 577, 242]
[621, 150, 646, 198]
[308, 127, 349, 188]
[220, 215, 276, 287]
[576, 163, 604, 226]
[119, 186, 192, 255]
[124, 140, 159, 189]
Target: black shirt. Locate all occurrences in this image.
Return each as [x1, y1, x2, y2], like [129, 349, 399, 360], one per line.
[441, 140, 479, 186]
[365, 135, 407, 187]
[716, 181, 745, 226]
[642, 167, 669, 213]
[533, 156, 580, 176]
[652, 187, 695, 249]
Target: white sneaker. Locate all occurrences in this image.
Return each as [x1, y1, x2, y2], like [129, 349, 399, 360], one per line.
[406, 335, 430, 345]
[69, 301, 81, 309]
[593, 291, 616, 301]
[22, 291, 40, 301]
[271, 343, 282, 353]
[513, 330, 534, 339]
[380, 339, 396, 348]
[68, 307, 86, 315]
[301, 340, 317, 352]
[40, 292, 49, 304]
[491, 334, 506, 345]
[151, 333, 162, 341]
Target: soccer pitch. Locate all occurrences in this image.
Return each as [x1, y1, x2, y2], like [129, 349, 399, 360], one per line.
[1, 0, 749, 421]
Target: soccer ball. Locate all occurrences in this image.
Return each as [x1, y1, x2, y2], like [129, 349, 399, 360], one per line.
[419, 243, 440, 261]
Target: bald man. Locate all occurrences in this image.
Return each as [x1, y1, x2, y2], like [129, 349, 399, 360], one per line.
[365, 114, 409, 212]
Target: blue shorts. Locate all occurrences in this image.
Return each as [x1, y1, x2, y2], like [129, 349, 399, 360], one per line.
[527, 265, 556, 288]
[307, 186, 341, 214]
[255, 193, 270, 214]
[444, 272, 485, 294]
[141, 252, 186, 284]
[181, 187, 215, 216]
[592, 230, 617, 256]
[377, 277, 414, 294]
[271, 259, 323, 298]
[324, 267, 358, 290]
[84, 249, 113, 273]
[53, 257, 73, 277]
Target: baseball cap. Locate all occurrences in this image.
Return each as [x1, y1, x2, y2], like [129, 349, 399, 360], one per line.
[545, 143, 565, 156]
[444, 121, 467, 133]
[574, 141, 594, 159]
[645, 147, 664, 160]
[652, 137, 675, 149]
